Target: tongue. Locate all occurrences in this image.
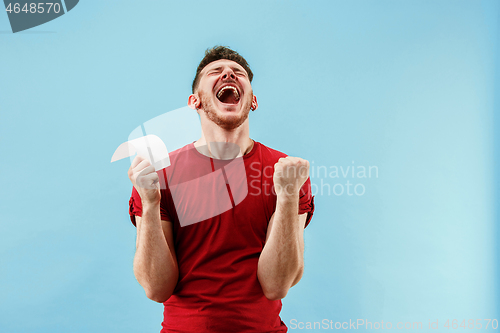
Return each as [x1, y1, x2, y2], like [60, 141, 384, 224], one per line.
[218, 90, 239, 104]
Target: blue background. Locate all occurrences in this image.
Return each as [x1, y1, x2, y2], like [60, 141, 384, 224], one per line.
[0, 0, 499, 332]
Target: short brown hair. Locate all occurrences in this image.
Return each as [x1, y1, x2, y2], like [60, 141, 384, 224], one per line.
[192, 46, 253, 93]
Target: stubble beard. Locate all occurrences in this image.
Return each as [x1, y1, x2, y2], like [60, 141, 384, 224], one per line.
[199, 91, 252, 131]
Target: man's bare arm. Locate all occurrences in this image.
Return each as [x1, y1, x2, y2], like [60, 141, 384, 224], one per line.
[258, 209, 307, 300]
[134, 214, 178, 303]
[257, 156, 310, 300]
[128, 155, 178, 303]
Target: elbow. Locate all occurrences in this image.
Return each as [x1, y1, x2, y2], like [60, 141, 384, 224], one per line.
[141, 277, 177, 304]
[258, 265, 304, 301]
[145, 287, 173, 303]
[263, 288, 289, 301]
[258, 274, 290, 300]
[134, 267, 179, 303]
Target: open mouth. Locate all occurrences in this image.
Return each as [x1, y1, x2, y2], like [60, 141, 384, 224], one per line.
[216, 85, 240, 105]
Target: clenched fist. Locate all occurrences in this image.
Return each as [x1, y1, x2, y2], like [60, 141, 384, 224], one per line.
[128, 155, 161, 205]
[273, 156, 310, 198]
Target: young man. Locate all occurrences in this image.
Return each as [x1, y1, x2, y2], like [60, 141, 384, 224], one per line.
[128, 46, 315, 332]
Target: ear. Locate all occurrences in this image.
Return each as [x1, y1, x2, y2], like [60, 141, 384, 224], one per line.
[188, 94, 201, 110]
[251, 95, 258, 111]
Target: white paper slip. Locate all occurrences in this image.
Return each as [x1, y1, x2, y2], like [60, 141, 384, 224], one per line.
[111, 135, 170, 171]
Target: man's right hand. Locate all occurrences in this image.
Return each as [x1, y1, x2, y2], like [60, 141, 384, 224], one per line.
[128, 155, 161, 205]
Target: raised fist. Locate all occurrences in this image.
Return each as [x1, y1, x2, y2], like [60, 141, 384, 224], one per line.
[128, 155, 161, 205]
[273, 156, 309, 198]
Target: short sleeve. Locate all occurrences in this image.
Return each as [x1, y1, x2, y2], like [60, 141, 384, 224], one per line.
[128, 186, 172, 227]
[299, 177, 315, 228]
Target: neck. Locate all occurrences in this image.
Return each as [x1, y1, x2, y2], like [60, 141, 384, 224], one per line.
[194, 117, 253, 158]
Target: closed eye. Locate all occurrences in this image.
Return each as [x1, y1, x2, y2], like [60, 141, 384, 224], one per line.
[233, 69, 246, 77]
[208, 70, 222, 75]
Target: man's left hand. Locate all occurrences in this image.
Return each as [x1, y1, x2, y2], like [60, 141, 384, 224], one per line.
[273, 156, 309, 198]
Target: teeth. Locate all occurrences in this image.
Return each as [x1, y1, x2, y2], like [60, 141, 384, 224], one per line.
[217, 85, 239, 99]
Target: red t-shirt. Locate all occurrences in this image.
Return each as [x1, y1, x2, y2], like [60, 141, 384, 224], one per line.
[129, 141, 315, 333]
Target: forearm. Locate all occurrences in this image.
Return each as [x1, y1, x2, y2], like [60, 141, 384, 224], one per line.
[257, 194, 304, 300]
[133, 203, 178, 302]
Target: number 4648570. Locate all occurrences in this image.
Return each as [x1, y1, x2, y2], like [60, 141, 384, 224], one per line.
[5, 3, 61, 14]
[444, 319, 498, 330]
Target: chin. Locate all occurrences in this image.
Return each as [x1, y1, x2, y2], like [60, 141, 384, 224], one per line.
[199, 91, 252, 130]
[204, 106, 249, 130]
[214, 111, 249, 130]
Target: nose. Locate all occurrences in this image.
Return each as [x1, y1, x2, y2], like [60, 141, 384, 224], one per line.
[222, 68, 236, 80]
